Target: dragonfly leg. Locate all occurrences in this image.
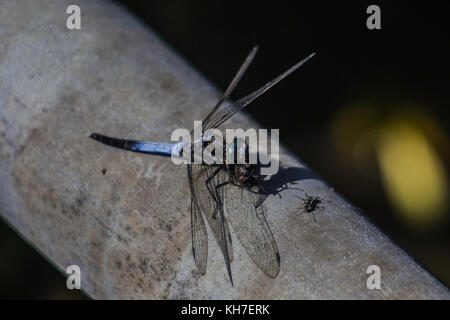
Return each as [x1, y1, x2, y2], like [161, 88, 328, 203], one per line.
[204, 166, 224, 219]
[212, 179, 232, 219]
[205, 167, 223, 202]
[254, 181, 268, 208]
[216, 180, 230, 189]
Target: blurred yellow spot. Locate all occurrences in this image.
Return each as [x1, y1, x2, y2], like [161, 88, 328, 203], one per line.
[376, 121, 448, 229]
[331, 104, 379, 156]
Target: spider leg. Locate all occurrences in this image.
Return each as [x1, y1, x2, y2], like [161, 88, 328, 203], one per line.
[296, 206, 306, 215]
[214, 179, 231, 215]
[309, 211, 318, 224]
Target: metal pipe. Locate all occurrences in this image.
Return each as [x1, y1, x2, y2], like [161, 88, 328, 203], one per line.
[0, 0, 448, 299]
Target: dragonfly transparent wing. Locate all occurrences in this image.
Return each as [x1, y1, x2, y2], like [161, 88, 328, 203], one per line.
[202, 46, 258, 130]
[221, 172, 280, 278]
[204, 53, 315, 131]
[188, 164, 234, 283]
[190, 194, 208, 274]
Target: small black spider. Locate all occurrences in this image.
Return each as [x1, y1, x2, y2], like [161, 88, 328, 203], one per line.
[295, 192, 328, 223]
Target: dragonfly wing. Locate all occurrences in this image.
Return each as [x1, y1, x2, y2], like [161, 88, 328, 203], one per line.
[202, 46, 258, 130]
[222, 182, 280, 278]
[190, 194, 208, 274]
[188, 164, 234, 282]
[204, 52, 315, 131]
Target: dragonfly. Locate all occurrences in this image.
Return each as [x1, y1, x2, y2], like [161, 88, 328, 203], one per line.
[90, 47, 315, 285]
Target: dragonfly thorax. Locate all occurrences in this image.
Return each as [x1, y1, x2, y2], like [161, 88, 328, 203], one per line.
[225, 137, 248, 165]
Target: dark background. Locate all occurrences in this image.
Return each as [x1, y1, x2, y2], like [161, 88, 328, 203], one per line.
[1, 1, 448, 298]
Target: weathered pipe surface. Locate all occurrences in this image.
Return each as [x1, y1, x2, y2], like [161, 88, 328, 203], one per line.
[0, 0, 448, 299]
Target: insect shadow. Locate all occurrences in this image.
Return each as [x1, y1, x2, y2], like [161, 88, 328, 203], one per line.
[256, 165, 321, 206]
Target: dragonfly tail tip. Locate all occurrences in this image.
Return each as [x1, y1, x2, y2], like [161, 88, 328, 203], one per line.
[89, 133, 102, 141]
